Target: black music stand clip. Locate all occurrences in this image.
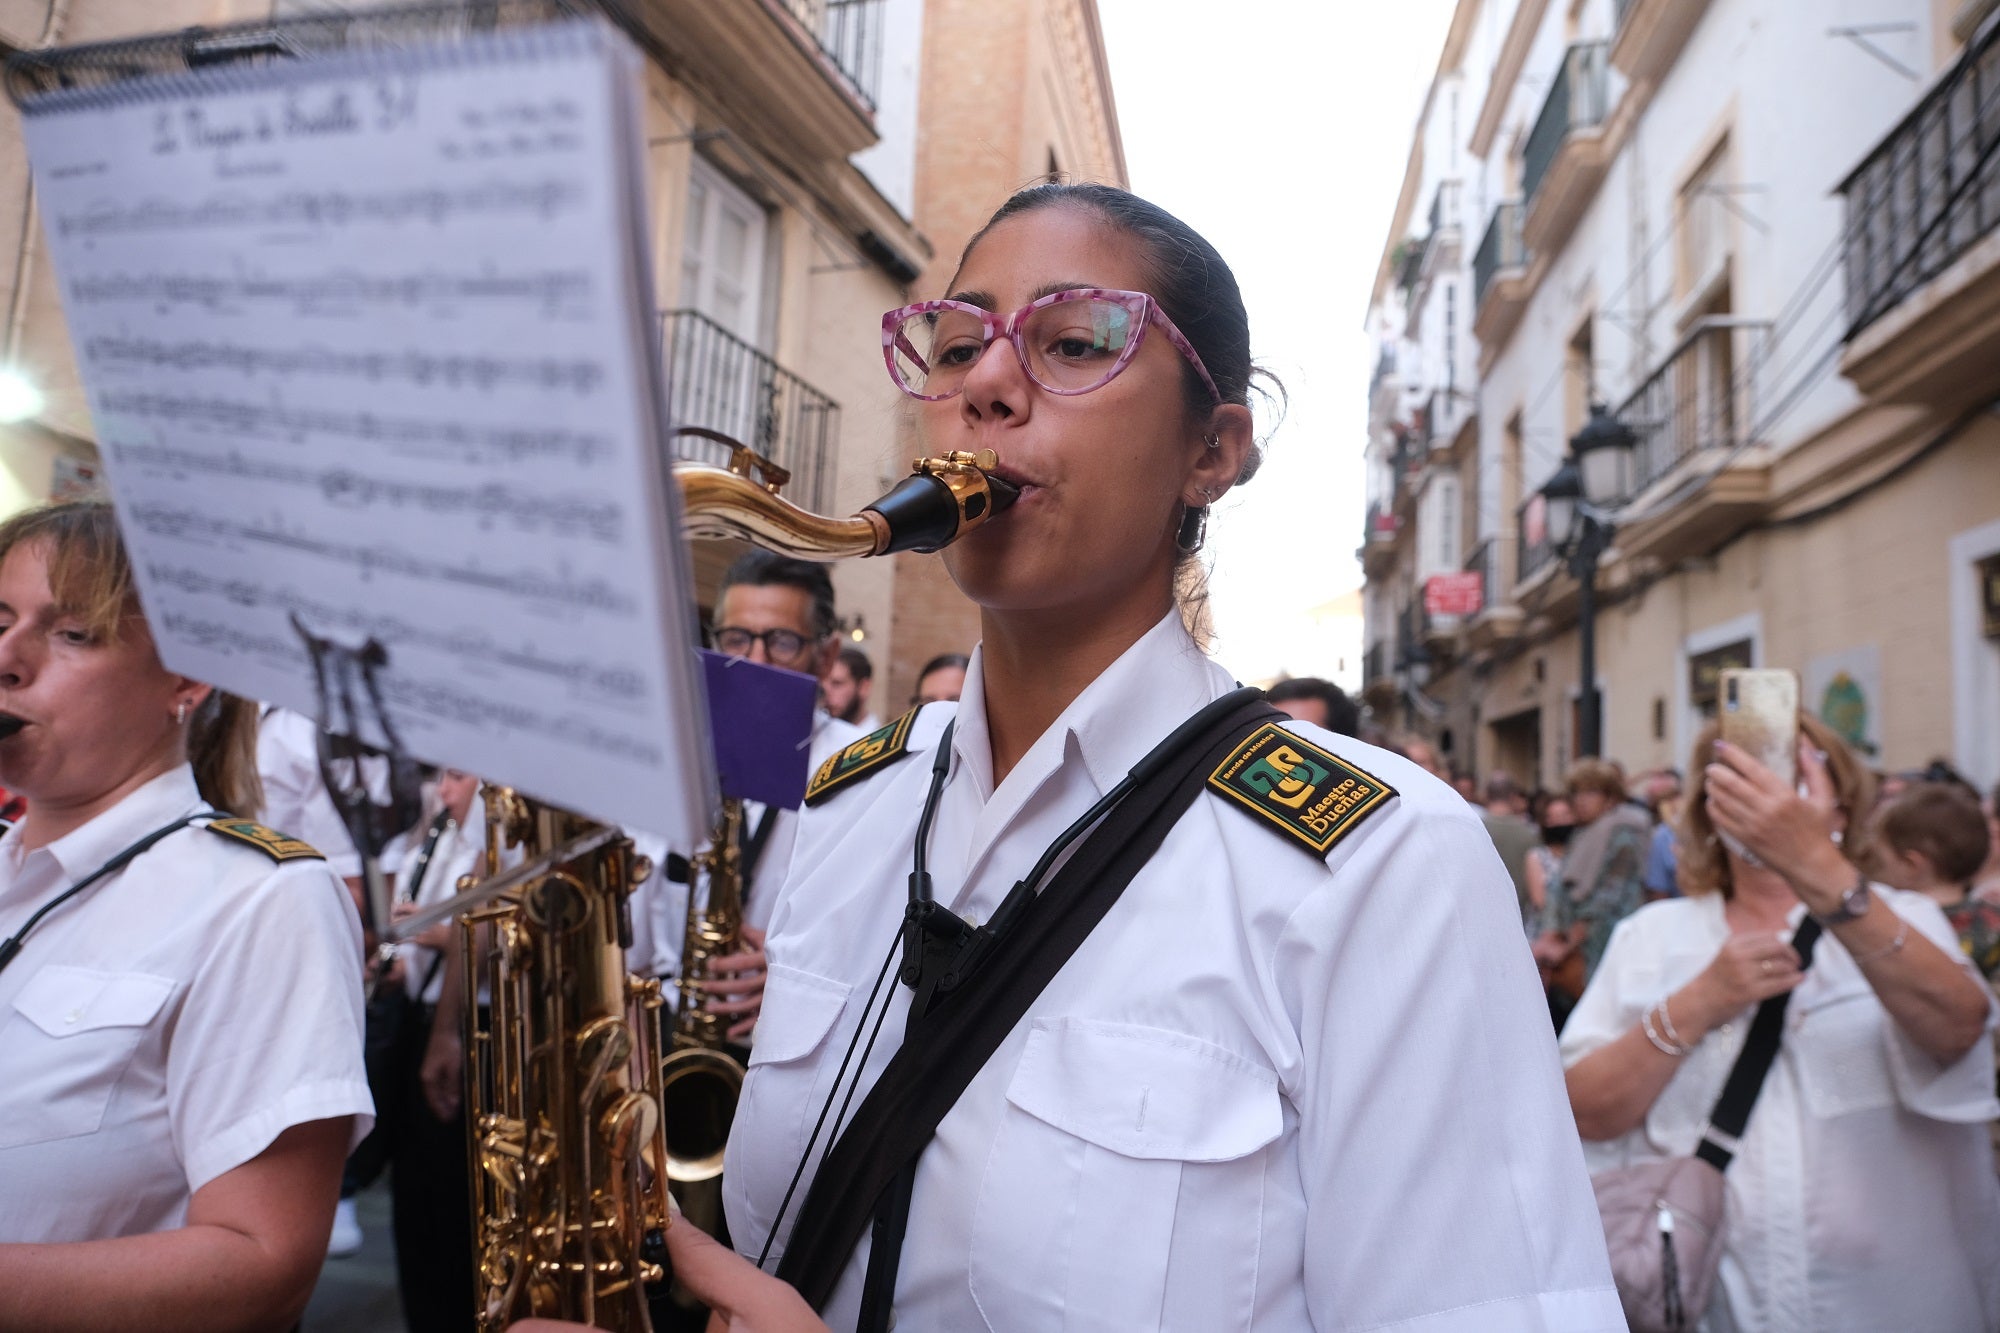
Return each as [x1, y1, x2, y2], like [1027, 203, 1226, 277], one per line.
[292, 614, 424, 937]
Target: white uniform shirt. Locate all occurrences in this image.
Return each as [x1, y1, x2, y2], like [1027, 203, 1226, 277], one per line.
[742, 710, 865, 935]
[723, 612, 1622, 1331]
[256, 706, 366, 878]
[631, 711, 864, 982]
[0, 766, 373, 1243]
[1561, 891, 2000, 1333]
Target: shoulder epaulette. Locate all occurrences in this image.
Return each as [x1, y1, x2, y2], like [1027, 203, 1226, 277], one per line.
[1207, 722, 1396, 859]
[205, 818, 326, 862]
[805, 708, 923, 806]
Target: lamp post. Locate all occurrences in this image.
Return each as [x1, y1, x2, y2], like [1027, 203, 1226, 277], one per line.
[1542, 403, 1636, 759]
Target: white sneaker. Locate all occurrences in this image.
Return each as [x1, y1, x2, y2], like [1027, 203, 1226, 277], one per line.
[327, 1197, 363, 1258]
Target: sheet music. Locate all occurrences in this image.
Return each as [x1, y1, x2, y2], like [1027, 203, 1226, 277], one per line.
[19, 22, 713, 842]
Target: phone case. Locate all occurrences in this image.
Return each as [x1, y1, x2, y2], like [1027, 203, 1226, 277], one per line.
[1719, 669, 1799, 788]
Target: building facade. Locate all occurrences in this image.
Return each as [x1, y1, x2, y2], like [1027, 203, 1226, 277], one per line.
[0, 0, 924, 662]
[1364, 0, 2000, 792]
[880, 0, 1126, 709]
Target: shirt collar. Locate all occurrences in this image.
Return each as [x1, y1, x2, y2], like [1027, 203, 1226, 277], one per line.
[951, 610, 1229, 802]
[41, 766, 208, 885]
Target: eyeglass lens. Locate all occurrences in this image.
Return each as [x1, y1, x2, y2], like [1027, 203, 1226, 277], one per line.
[713, 627, 809, 659]
[890, 296, 1137, 397]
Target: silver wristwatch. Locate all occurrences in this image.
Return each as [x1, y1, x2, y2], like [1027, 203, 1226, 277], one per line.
[1813, 873, 1872, 925]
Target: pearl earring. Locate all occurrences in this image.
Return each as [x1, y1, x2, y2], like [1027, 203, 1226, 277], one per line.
[175, 701, 188, 726]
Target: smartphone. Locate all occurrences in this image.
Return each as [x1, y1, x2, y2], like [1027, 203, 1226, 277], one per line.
[1719, 668, 1798, 788]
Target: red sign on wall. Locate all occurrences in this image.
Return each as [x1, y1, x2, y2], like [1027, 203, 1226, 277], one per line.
[1424, 571, 1484, 618]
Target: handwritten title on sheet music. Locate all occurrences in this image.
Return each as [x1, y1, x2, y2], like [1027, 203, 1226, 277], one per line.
[149, 83, 586, 175]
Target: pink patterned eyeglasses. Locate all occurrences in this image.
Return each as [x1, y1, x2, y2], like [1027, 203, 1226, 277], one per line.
[881, 287, 1222, 403]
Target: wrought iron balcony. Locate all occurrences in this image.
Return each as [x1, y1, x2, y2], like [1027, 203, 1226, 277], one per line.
[1523, 42, 1609, 210]
[1839, 15, 2000, 340]
[778, 0, 886, 111]
[1612, 317, 1771, 499]
[1394, 600, 1430, 670]
[1363, 639, 1387, 687]
[1464, 537, 1497, 611]
[1516, 492, 1557, 587]
[1474, 201, 1526, 309]
[663, 309, 839, 513]
[1429, 178, 1463, 236]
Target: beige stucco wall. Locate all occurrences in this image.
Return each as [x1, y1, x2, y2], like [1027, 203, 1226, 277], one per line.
[1475, 415, 2000, 789]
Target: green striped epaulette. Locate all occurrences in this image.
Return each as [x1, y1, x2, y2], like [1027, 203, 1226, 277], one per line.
[205, 818, 326, 862]
[805, 707, 922, 806]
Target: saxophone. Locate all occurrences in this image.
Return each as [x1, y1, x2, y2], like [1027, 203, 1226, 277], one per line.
[461, 445, 1015, 1331]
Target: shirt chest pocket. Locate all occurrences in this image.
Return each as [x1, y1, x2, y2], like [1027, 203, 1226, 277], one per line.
[968, 1019, 1283, 1333]
[1, 965, 175, 1151]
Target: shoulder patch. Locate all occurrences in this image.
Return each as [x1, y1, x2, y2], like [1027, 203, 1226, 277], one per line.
[1208, 722, 1396, 858]
[205, 819, 326, 862]
[805, 708, 921, 806]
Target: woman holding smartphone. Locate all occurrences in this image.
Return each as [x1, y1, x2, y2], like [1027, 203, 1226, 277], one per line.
[1562, 714, 1998, 1331]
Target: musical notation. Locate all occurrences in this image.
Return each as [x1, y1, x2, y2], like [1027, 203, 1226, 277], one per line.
[19, 21, 716, 839]
[125, 503, 637, 611]
[109, 443, 624, 541]
[147, 562, 647, 703]
[68, 265, 595, 318]
[54, 177, 583, 241]
[95, 391, 613, 468]
[85, 336, 604, 394]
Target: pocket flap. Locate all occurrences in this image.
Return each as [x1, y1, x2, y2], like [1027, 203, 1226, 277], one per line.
[1005, 1018, 1282, 1162]
[12, 965, 174, 1038]
[746, 963, 851, 1065]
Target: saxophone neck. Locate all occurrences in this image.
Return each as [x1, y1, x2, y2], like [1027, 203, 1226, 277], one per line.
[672, 440, 1017, 558]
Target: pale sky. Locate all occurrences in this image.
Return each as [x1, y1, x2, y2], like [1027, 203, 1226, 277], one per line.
[1095, 0, 1456, 683]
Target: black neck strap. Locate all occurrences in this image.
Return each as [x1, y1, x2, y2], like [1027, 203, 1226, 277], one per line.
[0, 810, 221, 976]
[778, 687, 1278, 1317]
[1694, 916, 1822, 1171]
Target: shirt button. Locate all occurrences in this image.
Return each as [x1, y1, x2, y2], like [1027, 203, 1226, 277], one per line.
[64, 1008, 82, 1024]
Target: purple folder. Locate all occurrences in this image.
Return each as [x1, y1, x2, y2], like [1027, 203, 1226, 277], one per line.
[700, 649, 818, 810]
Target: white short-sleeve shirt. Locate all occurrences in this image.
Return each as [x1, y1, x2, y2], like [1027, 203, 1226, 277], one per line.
[723, 612, 1623, 1331]
[0, 766, 374, 1243]
[1561, 892, 2000, 1332]
[628, 710, 864, 983]
[256, 705, 366, 878]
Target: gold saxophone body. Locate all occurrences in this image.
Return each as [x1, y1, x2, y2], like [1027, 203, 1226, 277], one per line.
[463, 444, 1015, 1331]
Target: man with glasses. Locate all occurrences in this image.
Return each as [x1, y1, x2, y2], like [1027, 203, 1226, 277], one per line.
[682, 552, 863, 1040]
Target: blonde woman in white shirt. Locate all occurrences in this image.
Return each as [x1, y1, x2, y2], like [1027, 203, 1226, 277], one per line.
[0, 501, 372, 1331]
[618, 184, 1623, 1333]
[1562, 714, 1999, 1332]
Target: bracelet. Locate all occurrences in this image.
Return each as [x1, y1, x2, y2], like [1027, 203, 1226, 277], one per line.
[1850, 917, 1909, 965]
[1655, 994, 1688, 1048]
[1642, 1002, 1693, 1057]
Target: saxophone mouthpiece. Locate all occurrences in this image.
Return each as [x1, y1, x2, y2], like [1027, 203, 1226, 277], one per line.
[0, 715, 23, 740]
[865, 449, 1016, 555]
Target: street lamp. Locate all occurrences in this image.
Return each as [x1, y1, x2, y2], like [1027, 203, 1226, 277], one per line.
[1571, 401, 1637, 507]
[1540, 404, 1635, 760]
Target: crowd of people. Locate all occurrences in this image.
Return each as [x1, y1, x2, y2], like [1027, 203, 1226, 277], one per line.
[0, 181, 1996, 1333]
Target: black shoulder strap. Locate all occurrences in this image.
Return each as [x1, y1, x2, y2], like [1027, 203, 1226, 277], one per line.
[774, 691, 1284, 1311]
[1695, 916, 1822, 1171]
[739, 802, 781, 891]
